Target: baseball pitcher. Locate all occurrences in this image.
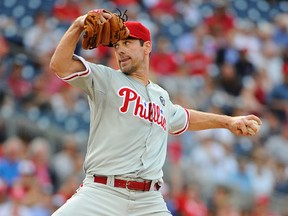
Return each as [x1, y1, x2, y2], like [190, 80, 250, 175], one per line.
[50, 9, 261, 216]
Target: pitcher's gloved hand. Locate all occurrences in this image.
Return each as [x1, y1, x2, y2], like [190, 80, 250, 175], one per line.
[82, 9, 130, 49]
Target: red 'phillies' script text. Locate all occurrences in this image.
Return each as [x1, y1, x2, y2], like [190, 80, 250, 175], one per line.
[118, 87, 166, 131]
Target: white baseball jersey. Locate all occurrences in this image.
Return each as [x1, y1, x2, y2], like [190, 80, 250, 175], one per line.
[60, 55, 189, 181]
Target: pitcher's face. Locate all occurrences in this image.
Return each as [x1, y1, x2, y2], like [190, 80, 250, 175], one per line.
[114, 39, 150, 75]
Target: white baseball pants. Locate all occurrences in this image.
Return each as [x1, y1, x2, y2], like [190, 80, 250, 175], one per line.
[52, 176, 172, 216]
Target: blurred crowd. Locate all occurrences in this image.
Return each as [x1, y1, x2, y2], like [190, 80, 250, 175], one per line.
[0, 0, 288, 215]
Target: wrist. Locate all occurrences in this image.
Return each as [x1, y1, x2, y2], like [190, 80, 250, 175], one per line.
[223, 115, 233, 130]
[73, 15, 86, 29]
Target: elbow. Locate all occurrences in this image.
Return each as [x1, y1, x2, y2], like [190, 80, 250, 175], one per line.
[49, 56, 58, 74]
[49, 61, 57, 74]
[49, 55, 66, 75]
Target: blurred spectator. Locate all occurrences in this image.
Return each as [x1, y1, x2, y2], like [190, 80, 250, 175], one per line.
[150, 36, 179, 76]
[113, 0, 138, 7]
[6, 59, 32, 100]
[27, 137, 54, 193]
[23, 11, 64, 65]
[239, 75, 264, 115]
[176, 24, 215, 57]
[0, 178, 8, 204]
[150, 0, 177, 17]
[264, 122, 288, 166]
[0, 118, 7, 156]
[53, 175, 81, 208]
[204, 0, 235, 38]
[166, 135, 184, 198]
[214, 63, 243, 115]
[247, 146, 275, 198]
[79, 0, 103, 14]
[232, 19, 261, 67]
[176, 182, 208, 216]
[266, 64, 288, 122]
[189, 130, 226, 196]
[0, 34, 10, 60]
[0, 137, 26, 187]
[227, 156, 253, 195]
[258, 109, 282, 142]
[175, 0, 201, 28]
[17, 160, 52, 216]
[22, 59, 65, 114]
[0, 34, 10, 82]
[212, 129, 238, 185]
[252, 68, 271, 106]
[273, 161, 288, 196]
[51, 135, 83, 187]
[207, 184, 240, 216]
[150, 36, 180, 94]
[250, 196, 281, 216]
[0, 182, 33, 216]
[122, 4, 143, 23]
[52, 0, 81, 24]
[216, 63, 243, 97]
[35, 55, 65, 96]
[50, 82, 81, 117]
[273, 14, 288, 48]
[0, 14, 19, 44]
[214, 31, 239, 66]
[254, 22, 283, 88]
[234, 48, 256, 79]
[181, 40, 212, 77]
[159, 183, 179, 216]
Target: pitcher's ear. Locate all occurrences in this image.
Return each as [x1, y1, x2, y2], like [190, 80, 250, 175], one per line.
[144, 41, 152, 55]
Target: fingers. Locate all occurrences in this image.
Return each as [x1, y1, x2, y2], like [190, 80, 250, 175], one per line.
[232, 115, 261, 136]
[102, 12, 112, 20]
[236, 118, 249, 135]
[246, 114, 262, 125]
[88, 9, 112, 25]
[97, 13, 112, 24]
[97, 15, 107, 24]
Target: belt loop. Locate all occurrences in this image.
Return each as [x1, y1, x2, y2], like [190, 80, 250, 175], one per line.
[149, 179, 157, 191]
[107, 175, 115, 187]
[150, 179, 163, 191]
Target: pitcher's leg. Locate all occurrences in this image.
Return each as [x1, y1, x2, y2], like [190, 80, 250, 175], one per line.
[128, 191, 172, 216]
[52, 184, 129, 216]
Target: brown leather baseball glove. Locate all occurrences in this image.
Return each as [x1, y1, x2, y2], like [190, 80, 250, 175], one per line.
[82, 9, 130, 50]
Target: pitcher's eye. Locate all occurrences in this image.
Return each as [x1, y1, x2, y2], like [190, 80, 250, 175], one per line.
[124, 41, 130, 46]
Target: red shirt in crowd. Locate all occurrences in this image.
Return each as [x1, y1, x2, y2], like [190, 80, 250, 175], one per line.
[183, 52, 212, 76]
[150, 52, 179, 76]
[52, 1, 81, 23]
[204, 7, 234, 37]
[176, 193, 208, 216]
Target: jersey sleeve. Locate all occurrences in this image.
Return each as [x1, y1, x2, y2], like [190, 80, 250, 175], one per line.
[168, 102, 190, 135]
[58, 54, 111, 98]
